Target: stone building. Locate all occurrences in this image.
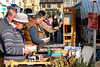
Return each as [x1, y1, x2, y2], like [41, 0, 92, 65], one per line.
[40, 0, 64, 13]
[63, 0, 81, 7]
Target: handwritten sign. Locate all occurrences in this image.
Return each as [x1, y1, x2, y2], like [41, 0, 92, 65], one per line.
[87, 12, 98, 30]
[90, 0, 98, 1]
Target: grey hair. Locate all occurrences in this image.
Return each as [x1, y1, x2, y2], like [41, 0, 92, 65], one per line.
[6, 11, 13, 17]
[34, 13, 43, 20]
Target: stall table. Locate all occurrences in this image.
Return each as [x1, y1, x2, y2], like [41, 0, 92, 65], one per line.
[5, 58, 51, 67]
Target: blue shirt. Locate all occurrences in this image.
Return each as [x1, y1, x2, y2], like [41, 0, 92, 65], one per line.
[29, 26, 44, 44]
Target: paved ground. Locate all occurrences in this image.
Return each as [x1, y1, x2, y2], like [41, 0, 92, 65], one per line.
[48, 29, 62, 44]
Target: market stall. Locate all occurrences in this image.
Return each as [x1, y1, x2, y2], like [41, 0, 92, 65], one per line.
[5, 43, 84, 67]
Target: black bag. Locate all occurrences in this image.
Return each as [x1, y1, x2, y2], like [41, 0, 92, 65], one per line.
[53, 18, 58, 28]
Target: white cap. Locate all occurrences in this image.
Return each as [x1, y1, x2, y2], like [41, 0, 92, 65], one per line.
[14, 13, 28, 23]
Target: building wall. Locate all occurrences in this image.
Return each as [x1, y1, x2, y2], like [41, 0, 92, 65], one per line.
[19, 0, 24, 8]
[19, 0, 26, 12]
[0, 0, 10, 18]
[40, 3, 63, 13]
[21, 0, 33, 12]
[21, 0, 40, 13]
[18, 0, 39, 13]
[15, 0, 19, 6]
[63, 0, 81, 7]
[25, 0, 33, 10]
[33, 0, 40, 13]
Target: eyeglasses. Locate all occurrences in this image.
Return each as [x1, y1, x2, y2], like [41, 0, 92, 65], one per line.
[23, 24, 26, 27]
[18, 22, 26, 26]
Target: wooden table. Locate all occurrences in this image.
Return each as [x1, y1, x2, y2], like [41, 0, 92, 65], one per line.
[5, 50, 72, 67]
[5, 58, 51, 67]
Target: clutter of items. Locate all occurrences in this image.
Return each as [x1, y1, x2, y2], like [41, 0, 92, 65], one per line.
[0, 4, 99, 67]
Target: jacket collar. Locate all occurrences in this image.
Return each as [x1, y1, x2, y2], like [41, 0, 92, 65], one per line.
[3, 16, 9, 25]
[32, 19, 39, 25]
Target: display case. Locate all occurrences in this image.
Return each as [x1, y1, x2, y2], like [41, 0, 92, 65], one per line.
[63, 7, 76, 46]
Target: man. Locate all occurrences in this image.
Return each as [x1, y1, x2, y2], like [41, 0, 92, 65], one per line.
[39, 10, 47, 23]
[0, 8, 16, 67]
[2, 13, 32, 62]
[25, 13, 48, 47]
[39, 10, 62, 39]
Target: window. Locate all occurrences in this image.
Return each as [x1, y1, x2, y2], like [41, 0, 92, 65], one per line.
[30, 0, 32, 2]
[65, 0, 69, 7]
[73, 0, 77, 2]
[23, 0, 26, 2]
[73, 0, 77, 5]
[37, 7, 38, 10]
[19, 2, 21, 6]
[66, 2, 69, 7]
[66, 0, 69, 2]
[37, 7, 38, 13]
[42, 4, 45, 8]
[12, 0, 15, 4]
[57, 4, 61, 8]
[47, 4, 50, 8]
[43, 0, 45, 2]
[6, 0, 9, 2]
[52, 4, 56, 8]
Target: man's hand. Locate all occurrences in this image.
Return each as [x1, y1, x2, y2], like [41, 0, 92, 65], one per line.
[25, 45, 32, 47]
[24, 46, 32, 54]
[44, 39, 48, 43]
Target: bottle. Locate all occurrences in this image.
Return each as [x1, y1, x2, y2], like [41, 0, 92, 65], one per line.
[47, 46, 50, 57]
[69, 47, 72, 57]
[76, 43, 81, 58]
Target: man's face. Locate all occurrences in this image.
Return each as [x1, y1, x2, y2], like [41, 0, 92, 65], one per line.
[11, 12, 16, 21]
[44, 15, 46, 20]
[16, 22, 25, 30]
[37, 17, 43, 24]
[8, 10, 16, 22]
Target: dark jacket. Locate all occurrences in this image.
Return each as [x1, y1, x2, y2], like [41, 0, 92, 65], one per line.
[0, 17, 8, 57]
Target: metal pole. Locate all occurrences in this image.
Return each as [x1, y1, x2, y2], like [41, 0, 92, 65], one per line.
[93, 1, 96, 61]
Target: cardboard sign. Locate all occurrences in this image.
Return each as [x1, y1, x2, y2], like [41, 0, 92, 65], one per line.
[82, 46, 94, 65]
[90, 0, 98, 1]
[87, 12, 98, 30]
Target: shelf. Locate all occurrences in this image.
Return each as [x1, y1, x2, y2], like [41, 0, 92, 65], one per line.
[64, 24, 71, 25]
[63, 32, 71, 36]
[65, 32, 71, 35]
[63, 34, 71, 36]
[64, 39, 71, 42]
[96, 38, 100, 41]
[64, 12, 71, 14]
